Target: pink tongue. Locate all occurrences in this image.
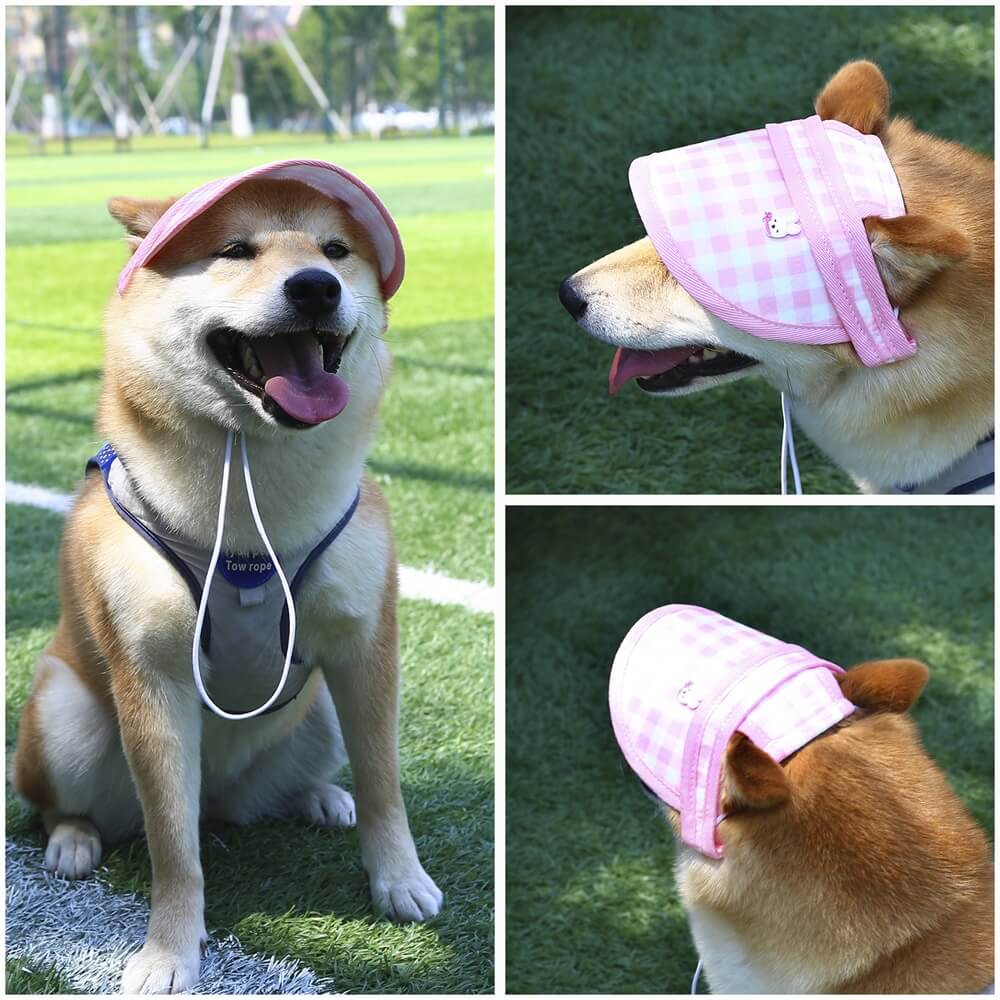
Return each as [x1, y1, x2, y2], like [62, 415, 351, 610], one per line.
[252, 334, 349, 425]
[609, 346, 698, 395]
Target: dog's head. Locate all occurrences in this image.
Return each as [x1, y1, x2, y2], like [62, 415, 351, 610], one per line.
[560, 61, 982, 407]
[104, 176, 390, 435]
[665, 659, 991, 986]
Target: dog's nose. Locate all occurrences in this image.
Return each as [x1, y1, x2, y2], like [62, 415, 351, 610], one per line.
[558, 278, 587, 320]
[284, 268, 341, 320]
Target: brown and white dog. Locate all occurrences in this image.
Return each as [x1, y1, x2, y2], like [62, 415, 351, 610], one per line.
[668, 659, 994, 993]
[560, 62, 994, 493]
[13, 172, 442, 993]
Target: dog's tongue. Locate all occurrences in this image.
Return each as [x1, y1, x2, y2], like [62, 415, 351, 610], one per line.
[609, 347, 698, 395]
[253, 334, 348, 425]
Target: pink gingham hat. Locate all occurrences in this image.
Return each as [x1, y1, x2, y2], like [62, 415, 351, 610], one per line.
[117, 159, 404, 298]
[629, 115, 915, 367]
[609, 605, 856, 858]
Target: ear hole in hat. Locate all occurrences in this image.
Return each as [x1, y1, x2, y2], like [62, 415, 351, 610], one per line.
[723, 732, 790, 811]
[837, 658, 930, 714]
[107, 196, 177, 244]
[814, 60, 891, 136]
[864, 214, 972, 307]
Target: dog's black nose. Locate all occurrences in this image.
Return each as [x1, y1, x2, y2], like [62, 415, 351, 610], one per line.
[284, 268, 341, 320]
[558, 278, 587, 320]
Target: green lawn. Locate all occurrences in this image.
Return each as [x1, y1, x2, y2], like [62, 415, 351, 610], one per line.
[6, 134, 494, 994]
[506, 506, 994, 993]
[505, 6, 994, 494]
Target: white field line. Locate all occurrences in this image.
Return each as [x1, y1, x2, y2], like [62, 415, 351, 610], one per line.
[5, 480, 494, 615]
[6, 839, 335, 995]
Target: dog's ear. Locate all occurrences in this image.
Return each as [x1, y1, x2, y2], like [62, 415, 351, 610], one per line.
[815, 61, 890, 135]
[107, 196, 176, 252]
[863, 215, 972, 306]
[723, 732, 789, 811]
[837, 658, 929, 713]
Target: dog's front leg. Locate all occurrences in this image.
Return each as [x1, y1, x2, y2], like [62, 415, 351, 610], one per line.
[112, 664, 205, 994]
[323, 582, 443, 923]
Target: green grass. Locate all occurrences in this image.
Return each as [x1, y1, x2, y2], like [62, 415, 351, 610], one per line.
[506, 506, 993, 993]
[5, 128, 492, 159]
[6, 135, 494, 993]
[505, 6, 994, 494]
[6, 960, 71, 996]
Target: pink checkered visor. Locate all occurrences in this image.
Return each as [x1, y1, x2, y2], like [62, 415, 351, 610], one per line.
[609, 605, 856, 858]
[629, 116, 915, 367]
[117, 159, 404, 298]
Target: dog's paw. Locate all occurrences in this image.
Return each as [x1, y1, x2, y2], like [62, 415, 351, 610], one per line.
[121, 942, 201, 995]
[44, 818, 102, 879]
[370, 863, 443, 923]
[297, 783, 356, 828]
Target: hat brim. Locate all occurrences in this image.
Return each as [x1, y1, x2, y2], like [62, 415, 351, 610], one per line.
[117, 158, 404, 298]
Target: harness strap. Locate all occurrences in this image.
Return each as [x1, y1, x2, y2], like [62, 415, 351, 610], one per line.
[279, 488, 361, 654]
[894, 432, 994, 495]
[88, 444, 212, 654]
[87, 442, 360, 715]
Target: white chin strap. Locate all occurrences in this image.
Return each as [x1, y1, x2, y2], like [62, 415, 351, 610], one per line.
[779, 392, 803, 495]
[779, 309, 900, 495]
[691, 957, 703, 994]
[192, 430, 297, 720]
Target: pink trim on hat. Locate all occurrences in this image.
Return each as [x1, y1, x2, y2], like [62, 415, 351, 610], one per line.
[677, 649, 821, 854]
[117, 159, 405, 298]
[800, 116, 915, 365]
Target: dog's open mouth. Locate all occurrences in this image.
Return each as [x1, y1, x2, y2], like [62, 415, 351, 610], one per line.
[609, 345, 759, 395]
[208, 328, 351, 428]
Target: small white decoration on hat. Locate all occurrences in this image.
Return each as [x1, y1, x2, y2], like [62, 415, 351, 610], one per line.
[677, 681, 702, 710]
[763, 210, 802, 238]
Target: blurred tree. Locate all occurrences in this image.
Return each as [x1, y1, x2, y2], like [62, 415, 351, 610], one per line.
[240, 43, 295, 129]
[399, 6, 493, 118]
[293, 6, 398, 126]
[8, 4, 494, 139]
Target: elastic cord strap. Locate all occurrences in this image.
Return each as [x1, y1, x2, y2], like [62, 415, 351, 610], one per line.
[691, 958, 703, 995]
[191, 431, 297, 721]
[777, 306, 901, 494]
[780, 393, 803, 495]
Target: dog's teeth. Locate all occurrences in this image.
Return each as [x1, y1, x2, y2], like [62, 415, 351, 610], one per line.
[702, 349, 718, 360]
[241, 342, 263, 381]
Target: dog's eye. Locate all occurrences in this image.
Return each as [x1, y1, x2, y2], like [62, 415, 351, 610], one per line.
[215, 241, 256, 260]
[322, 240, 350, 260]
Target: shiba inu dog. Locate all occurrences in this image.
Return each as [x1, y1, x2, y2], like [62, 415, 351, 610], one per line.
[560, 62, 994, 493]
[673, 660, 993, 993]
[13, 161, 442, 994]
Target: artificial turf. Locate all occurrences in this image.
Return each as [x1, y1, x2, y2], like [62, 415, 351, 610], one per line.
[505, 5, 995, 494]
[505, 505, 994, 994]
[6, 133, 494, 994]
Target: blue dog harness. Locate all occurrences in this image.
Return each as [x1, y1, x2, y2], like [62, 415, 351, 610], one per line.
[893, 432, 994, 495]
[88, 443, 359, 716]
